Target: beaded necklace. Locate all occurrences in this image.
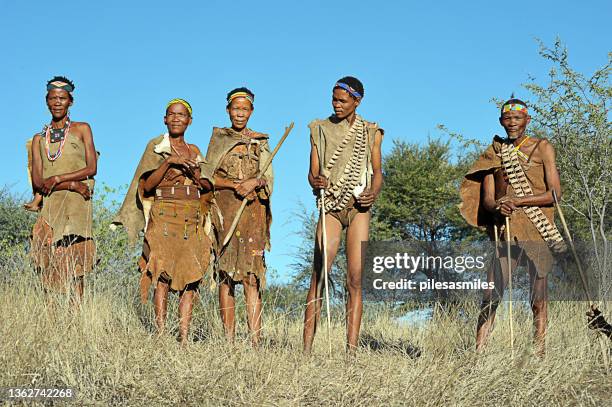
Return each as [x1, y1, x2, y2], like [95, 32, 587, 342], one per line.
[170, 140, 192, 157]
[44, 118, 71, 162]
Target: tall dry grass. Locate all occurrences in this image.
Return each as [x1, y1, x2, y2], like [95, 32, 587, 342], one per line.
[0, 249, 610, 406]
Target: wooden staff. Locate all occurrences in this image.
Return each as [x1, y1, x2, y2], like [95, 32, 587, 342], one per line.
[505, 217, 514, 352]
[494, 224, 500, 255]
[219, 123, 294, 252]
[319, 190, 333, 355]
[494, 223, 500, 285]
[552, 190, 592, 303]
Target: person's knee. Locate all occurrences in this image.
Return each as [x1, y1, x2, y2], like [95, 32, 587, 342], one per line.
[181, 281, 199, 296]
[243, 274, 259, 288]
[346, 272, 362, 293]
[531, 299, 547, 314]
[218, 280, 230, 293]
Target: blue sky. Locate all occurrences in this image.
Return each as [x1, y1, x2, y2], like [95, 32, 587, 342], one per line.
[1, 0, 610, 283]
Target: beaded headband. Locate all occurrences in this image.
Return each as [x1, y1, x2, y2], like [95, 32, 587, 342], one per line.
[47, 80, 74, 93]
[166, 98, 192, 116]
[227, 91, 254, 105]
[334, 82, 362, 99]
[502, 103, 528, 114]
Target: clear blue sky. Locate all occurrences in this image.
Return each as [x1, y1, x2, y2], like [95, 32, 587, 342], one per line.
[1, 1, 610, 283]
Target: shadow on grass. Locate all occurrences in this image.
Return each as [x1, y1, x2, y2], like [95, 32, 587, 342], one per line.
[359, 332, 422, 358]
[192, 324, 217, 343]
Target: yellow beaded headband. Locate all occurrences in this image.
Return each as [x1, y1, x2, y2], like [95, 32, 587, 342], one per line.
[227, 91, 254, 104]
[166, 98, 192, 116]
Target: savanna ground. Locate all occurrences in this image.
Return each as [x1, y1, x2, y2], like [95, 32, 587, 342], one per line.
[0, 245, 610, 406]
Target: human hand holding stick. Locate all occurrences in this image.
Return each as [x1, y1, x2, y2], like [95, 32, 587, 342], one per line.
[235, 178, 266, 199]
[311, 175, 328, 190]
[220, 122, 294, 250]
[496, 197, 519, 217]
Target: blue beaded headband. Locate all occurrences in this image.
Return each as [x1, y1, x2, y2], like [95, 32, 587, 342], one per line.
[334, 82, 362, 99]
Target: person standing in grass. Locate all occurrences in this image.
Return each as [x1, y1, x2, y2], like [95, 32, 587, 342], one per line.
[459, 98, 565, 355]
[114, 99, 214, 344]
[302, 76, 384, 354]
[203, 87, 273, 347]
[29, 76, 97, 301]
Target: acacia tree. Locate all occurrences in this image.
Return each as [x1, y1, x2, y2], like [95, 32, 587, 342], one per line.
[0, 187, 37, 270]
[0, 187, 36, 247]
[373, 138, 480, 243]
[372, 139, 483, 303]
[524, 40, 611, 298]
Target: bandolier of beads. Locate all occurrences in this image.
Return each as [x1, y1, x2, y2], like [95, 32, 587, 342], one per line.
[500, 142, 566, 252]
[318, 117, 367, 212]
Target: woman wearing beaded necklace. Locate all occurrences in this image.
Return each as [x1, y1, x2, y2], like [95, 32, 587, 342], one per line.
[202, 87, 273, 347]
[30, 76, 98, 301]
[114, 99, 214, 344]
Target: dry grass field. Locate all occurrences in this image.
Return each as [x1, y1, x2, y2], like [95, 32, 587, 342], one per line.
[0, 250, 610, 406]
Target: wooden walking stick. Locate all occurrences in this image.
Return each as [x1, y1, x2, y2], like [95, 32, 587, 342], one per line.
[494, 223, 501, 292]
[319, 190, 333, 355]
[315, 123, 332, 355]
[219, 123, 294, 253]
[505, 217, 514, 352]
[552, 190, 591, 302]
[494, 224, 500, 262]
[552, 190, 611, 341]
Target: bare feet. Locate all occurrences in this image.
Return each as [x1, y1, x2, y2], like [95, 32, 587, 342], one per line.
[24, 194, 43, 212]
[178, 334, 189, 347]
